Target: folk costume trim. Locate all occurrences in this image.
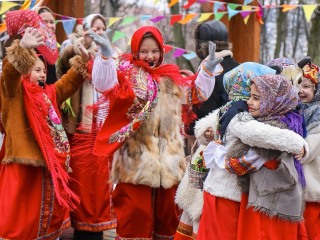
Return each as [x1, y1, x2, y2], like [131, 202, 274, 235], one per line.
[38, 169, 55, 237]
[36, 218, 70, 240]
[225, 156, 257, 176]
[176, 222, 193, 239]
[72, 219, 117, 232]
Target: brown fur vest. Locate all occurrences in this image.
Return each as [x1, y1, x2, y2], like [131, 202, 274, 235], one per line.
[110, 77, 186, 188]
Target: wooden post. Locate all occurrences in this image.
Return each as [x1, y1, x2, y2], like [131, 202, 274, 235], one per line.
[201, 0, 260, 63]
[43, 0, 85, 44]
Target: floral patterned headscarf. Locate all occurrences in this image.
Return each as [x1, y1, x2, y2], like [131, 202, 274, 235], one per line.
[251, 74, 299, 122]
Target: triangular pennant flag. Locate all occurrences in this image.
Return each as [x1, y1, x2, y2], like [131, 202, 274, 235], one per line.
[244, 15, 250, 24]
[198, 0, 210, 2]
[167, 0, 179, 7]
[215, 12, 226, 21]
[197, 13, 212, 22]
[153, 0, 160, 4]
[244, 0, 253, 5]
[303, 4, 317, 22]
[121, 17, 138, 25]
[241, 6, 252, 18]
[141, 15, 152, 21]
[164, 45, 173, 54]
[178, 14, 198, 24]
[228, 5, 239, 19]
[214, 2, 223, 14]
[173, 48, 187, 57]
[149, 16, 167, 23]
[62, 20, 76, 35]
[183, 52, 197, 60]
[112, 31, 127, 43]
[282, 4, 298, 12]
[170, 15, 183, 26]
[57, 41, 61, 48]
[0, 2, 19, 14]
[228, 3, 239, 10]
[128, 38, 131, 45]
[107, 17, 122, 28]
[183, 0, 198, 9]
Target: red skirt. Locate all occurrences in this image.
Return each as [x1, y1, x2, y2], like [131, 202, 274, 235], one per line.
[112, 183, 180, 239]
[197, 191, 240, 240]
[304, 202, 320, 240]
[237, 193, 308, 240]
[0, 163, 70, 240]
[68, 135, 116, 232]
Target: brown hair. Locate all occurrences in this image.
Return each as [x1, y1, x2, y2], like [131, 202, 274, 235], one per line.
[91, 15, 106, 29]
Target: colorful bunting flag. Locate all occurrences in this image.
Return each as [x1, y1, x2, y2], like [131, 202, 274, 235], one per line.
[227, 5, 239, 19]
[153, 0, 160, 4]
[244, 0, 253, 5]
[183, 0, 198, 9]
[170, 15, 183, 26]
[282, 4, 298, 12]
[0, 2, 19, 15]
[141, 15, 152, 21]
[303, 4, 317, 22]
[121, 16, 137, 25]
[183, 52, 197, 60]
[112, 31, 127, 43]
[178, 14, 198, 24]
[173, 48, 187, 57]
[215, 12, 226, 21]
[228, 3, 239, 10]
[197, 13, 212, 22]
[214, 2, 224, 14]
[244, 15, 250, 24]
[149, 16, 167, 23]
[167, 0, 179, 7]
[164, 45, 173, 54]
[107, 17, 122, 28]
[61, 17, 76, 35]
[241, 6, 252, 18]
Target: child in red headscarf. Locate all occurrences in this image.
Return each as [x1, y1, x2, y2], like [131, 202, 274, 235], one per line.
[0, 10, 92, 240]
[72, 26, 223, 239]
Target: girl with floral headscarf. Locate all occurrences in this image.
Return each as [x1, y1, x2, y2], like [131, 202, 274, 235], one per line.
[0, 9, 92, 240]
[58, 13, 118, 240]
[298, 63, 320, 239]
[191, 63, 308, 240]
[204, 73, 308, 240]
[71, 25, 224, 239]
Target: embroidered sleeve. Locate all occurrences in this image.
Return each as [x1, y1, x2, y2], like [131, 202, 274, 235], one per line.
[203, 141, 267, 175]
[182, 64, 223, 105]
[225, 149, 267, 175]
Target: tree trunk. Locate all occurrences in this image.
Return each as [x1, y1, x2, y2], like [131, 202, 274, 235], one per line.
[167, 0, 194, 71]
[308, 8, 320, 65]
[274, 0, 286, 58]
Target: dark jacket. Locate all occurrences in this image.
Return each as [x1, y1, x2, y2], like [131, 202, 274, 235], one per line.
[187, 56, 239, 135]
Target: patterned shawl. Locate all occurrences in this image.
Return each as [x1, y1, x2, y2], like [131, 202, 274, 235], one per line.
[251, 74, 299, 122]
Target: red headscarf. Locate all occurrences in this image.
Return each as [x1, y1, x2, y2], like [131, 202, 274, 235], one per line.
[6, 10, 58, 65]
[130, 26, 164, 65]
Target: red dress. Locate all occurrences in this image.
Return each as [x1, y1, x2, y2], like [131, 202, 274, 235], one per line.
[0, 162, 70, 240]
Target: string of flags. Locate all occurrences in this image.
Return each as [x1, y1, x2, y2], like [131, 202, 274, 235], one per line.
[0, 0, 319, 61]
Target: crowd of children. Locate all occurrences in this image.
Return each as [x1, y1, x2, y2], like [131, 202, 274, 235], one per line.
[0, 7, 319, 240]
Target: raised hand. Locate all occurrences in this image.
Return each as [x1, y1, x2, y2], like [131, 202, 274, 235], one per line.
[89, 31, 112, 58]
[19, 27, 45, 50]
[78, 42, 93, 61]
[204, 42, 223, 74]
